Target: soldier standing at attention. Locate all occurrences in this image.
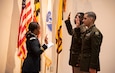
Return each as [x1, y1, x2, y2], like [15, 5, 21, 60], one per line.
[80, 12, 103, 73]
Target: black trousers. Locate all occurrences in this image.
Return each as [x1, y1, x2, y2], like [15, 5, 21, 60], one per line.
[22, 71, 39, 73]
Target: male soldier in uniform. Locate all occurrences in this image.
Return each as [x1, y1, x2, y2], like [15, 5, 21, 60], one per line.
[80, 12, 103, 73]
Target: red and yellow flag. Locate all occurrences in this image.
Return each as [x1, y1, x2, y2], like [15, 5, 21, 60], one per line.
[33, 0, 40, 22]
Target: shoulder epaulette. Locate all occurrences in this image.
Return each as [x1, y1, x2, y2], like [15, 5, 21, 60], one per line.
[29, 37, 36, 40]
[94, 31, 99, 36]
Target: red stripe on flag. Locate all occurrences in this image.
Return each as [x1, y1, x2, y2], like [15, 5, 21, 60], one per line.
[21, 45, 26, 55]
[18, 35, 26, 47]
[27, 16, 32, 25]
[22, 13, 27, 22]
[26, 1, 31, 8]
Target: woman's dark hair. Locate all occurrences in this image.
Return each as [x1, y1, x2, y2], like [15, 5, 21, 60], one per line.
[28, 22, 39, 32]
[74, 12, 84, 25]
[25, 22, 39, 38]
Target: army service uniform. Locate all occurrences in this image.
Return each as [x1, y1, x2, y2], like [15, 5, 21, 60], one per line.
[65, 19, 83, 67]
[22, 32, 47, 73]
[80, 25, 103, 72]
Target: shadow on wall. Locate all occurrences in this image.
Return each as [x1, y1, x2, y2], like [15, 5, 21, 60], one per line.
[5, 0, 20, 73]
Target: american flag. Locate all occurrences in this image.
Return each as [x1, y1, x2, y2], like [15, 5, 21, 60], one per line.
[17, 0, 32, 60]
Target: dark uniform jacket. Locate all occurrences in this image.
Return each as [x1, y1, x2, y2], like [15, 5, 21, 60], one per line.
[65, 20, 82, 67]
[22, 32, 47, 73]
[80, 25, 103, 72]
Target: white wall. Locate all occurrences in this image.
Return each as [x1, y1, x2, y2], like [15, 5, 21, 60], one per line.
[0, 0, 14, 73]
[0, 0, 115, 73]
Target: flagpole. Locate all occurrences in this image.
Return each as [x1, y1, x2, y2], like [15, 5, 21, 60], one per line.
[56, 53, 59, 73]
[44, 59, 46, 73]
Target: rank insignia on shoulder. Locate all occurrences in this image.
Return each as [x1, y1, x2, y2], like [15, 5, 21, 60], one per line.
[86, 33, 90, 36]
[30, 37, 36, 40]
[95, 31, 99, 35]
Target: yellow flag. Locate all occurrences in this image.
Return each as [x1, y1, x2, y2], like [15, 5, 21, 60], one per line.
[44, 54, 52, 68]
[56, 0, 62, 54]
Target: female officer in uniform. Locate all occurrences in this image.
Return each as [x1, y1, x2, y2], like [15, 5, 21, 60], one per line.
[65, 12, 85, 73]
[22, 22, 48, 73]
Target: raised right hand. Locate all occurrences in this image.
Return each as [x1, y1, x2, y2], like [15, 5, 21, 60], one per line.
[44, 35, 48, 44]
[68, 12, 71, 20]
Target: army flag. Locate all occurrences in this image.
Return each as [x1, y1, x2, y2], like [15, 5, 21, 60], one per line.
[44, 0, 52, 68]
